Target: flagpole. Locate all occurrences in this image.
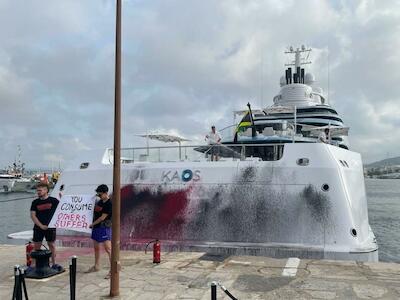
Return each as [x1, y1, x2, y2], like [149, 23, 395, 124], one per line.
[110, 0, 122, 297]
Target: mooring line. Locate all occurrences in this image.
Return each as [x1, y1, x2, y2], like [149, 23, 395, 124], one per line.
[0, 196, 35, 203]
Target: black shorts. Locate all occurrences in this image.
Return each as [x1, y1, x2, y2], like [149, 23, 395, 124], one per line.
[33, 227, 56, 243]
[209, 145, 220, 155]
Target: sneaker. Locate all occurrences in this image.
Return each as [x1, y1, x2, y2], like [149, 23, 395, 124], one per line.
[52, 264, 64, 271]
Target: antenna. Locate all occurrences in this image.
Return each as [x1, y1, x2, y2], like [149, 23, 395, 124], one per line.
[260, 49, 264, 108]
[17, 145, 21, 167]
[284, 45, 312, 68]
[327, 47, 330, 103]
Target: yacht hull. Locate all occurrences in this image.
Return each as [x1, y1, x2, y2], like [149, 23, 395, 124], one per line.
[0, 178, 34, 192]
[0, 179, 15, 192]
[53, 143, 378, 261]
[11, 179, 35, 192]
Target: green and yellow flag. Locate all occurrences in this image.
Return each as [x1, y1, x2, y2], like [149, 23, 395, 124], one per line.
[236, 110, 252, 133]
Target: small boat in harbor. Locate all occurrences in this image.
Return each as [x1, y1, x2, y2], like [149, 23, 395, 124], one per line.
[0, 146, 35, 193]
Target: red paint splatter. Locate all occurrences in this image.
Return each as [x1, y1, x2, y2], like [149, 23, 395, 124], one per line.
[119, 185, 190, 242]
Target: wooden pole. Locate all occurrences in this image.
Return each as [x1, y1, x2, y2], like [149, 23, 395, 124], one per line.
[110, 0, 122, 297]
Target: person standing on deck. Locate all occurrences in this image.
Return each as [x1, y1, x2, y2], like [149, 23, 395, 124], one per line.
[205, 125, 222, 161]
[86, 184, 112, 279]
[318, 128, 330, 144]
[30, 182, 60, 268]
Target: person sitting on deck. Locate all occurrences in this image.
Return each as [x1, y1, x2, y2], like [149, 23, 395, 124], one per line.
[205, 125, 222, 161]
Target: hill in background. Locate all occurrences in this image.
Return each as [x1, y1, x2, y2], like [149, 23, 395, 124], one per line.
[366, 156, 400, 168]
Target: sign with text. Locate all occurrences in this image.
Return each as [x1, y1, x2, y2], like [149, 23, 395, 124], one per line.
[49, 194, 95, 233]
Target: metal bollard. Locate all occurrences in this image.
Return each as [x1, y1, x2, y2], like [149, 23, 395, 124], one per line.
[69, 256, 77, 300]
[211, 281, 217, 300]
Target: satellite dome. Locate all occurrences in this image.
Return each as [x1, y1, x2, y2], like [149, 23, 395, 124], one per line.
[304, 73, 315, 85]
[280, 76, 286, 87]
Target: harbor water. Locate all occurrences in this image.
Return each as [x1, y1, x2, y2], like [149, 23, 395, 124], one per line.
[0, 178, 399, 263]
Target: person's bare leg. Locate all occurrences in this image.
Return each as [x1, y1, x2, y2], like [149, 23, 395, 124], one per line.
[94, 241, 101, 270]
[103, 240, 112, 278]
[48, 242, 56, 265]
[103, 240, 112, 268]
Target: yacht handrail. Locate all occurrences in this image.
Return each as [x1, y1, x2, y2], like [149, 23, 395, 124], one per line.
[116, 143, 287, 151]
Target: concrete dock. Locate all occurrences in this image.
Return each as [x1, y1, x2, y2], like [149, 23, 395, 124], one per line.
[0, 244, 399, 299]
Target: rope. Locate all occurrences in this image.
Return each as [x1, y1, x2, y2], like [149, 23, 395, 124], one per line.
[0, 196, 35, 203]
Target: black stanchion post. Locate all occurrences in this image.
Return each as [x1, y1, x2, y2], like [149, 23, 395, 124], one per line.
[12, 265, 19, 300]
[72, 256, 76, 300]
[69, 256, 77, 300]
[16, 265, 22, 300]
[211, 281, 217, 300]
[19, 267, 29, 300]
[69, 259, 71, 298]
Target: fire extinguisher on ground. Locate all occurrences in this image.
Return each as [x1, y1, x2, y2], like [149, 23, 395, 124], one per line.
[26, 241, 34, 266]
[145, 239, 161, 264]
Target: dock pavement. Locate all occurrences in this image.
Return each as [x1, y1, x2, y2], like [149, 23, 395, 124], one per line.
[0, 244, 399, 299]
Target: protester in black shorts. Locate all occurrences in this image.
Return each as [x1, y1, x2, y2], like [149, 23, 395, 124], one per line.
[30, 182, 59, 267]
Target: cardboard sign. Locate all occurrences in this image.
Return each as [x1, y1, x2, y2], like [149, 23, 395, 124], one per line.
[49, 194, 95, 233]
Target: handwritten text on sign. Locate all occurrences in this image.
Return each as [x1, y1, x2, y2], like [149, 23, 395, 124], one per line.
[49, 194, 95, 233]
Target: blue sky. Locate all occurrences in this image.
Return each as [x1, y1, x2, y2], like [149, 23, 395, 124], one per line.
[0, 0, 399, 168]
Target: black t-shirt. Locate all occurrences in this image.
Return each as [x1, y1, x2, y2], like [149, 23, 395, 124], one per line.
[30, 196, 59, 229]
[93, 198, 112, 228]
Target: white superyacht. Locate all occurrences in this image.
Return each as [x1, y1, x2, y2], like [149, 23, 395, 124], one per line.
[51, 46, 378, 261]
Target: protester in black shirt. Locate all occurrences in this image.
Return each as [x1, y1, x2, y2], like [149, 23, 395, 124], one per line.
[30, 182, 59, 267]
[86, 184, 112, 279]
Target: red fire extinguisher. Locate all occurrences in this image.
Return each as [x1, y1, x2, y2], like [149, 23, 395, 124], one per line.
[26, 241, 34, 266]
[145, 239, 161, 264]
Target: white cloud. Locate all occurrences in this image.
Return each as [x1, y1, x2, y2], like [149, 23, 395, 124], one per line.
[0, 0, 399, 167]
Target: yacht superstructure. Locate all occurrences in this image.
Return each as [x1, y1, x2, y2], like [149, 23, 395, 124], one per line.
[51, 46, 378, 261]
[220, 46, 348, 150]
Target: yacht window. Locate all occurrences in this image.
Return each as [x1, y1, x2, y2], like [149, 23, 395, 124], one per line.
[243, 145, 284, 161]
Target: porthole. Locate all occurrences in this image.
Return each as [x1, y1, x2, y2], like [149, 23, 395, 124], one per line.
[296, 158, 310, 166]
[182, 169, 193, 182]
[351, 228, 357, 237]
[321, 184, 330, 192]
[80, 162, 89, 169]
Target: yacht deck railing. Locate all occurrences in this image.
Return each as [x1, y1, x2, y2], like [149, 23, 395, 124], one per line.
[106, 143, 286, 164]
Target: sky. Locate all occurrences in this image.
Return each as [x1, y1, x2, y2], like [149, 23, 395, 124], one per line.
[0, 0, 399, 169]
